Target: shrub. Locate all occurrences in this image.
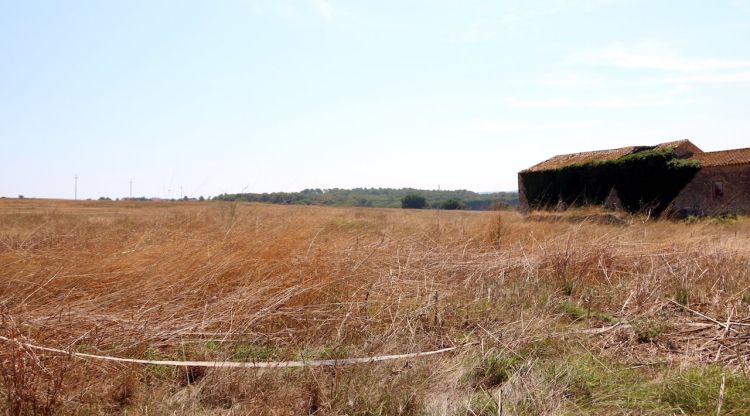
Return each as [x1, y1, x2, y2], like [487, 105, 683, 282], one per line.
[401, 194, 426, 209]
[440, 199, 465, 210]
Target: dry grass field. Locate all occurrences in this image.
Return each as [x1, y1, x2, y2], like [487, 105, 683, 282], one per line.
[2, 198, 750, 415]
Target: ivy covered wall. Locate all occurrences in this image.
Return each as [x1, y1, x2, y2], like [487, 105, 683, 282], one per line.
[520, 148, 701, 216]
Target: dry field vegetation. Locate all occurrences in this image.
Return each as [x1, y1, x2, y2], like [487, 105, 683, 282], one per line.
[2, 198, 750, 415]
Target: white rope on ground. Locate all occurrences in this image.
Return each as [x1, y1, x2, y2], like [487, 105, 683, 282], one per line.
[0, 335, 468, 368]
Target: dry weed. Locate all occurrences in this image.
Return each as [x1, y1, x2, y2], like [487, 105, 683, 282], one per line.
[1, 199, 750, 414]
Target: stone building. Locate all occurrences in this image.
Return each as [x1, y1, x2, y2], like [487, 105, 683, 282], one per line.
[669, 147, 750, 217]
[518, 140, 750, 217]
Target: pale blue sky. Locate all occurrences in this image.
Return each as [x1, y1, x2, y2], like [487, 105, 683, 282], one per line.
[2, 0, 749, 199]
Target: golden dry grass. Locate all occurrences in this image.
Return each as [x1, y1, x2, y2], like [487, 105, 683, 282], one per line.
[2, 198, 750, 415]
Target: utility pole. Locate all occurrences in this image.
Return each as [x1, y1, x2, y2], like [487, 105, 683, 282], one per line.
[180, 185, 183, 199]
[129, 179, 133, 199]
[74, 174, 78, 200]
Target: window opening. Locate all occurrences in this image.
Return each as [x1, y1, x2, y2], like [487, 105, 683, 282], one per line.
[713, 181, 724, 199]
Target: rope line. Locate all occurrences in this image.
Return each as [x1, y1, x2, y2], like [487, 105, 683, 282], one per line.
[0, 335, 466, 368]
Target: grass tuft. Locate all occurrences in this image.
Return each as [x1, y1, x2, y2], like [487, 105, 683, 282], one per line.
[631, 318, 673, 343]
[465, 350, 522, 389]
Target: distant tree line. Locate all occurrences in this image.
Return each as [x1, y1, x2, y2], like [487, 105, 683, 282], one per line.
[214, 188, 518, 211]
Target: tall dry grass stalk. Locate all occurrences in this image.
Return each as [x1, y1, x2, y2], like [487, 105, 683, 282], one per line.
[1, 199, 750, 414]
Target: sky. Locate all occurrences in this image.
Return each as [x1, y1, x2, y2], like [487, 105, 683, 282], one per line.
[1, 0, 749, 199]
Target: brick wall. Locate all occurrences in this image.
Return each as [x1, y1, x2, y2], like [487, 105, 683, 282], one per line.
[669, 164, 750, 217]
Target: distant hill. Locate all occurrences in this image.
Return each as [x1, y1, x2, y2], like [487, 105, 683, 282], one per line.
[214, 188, 518, 210]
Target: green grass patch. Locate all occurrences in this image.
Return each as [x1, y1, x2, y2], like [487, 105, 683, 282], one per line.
[631, 318, 673, 343]
[232, 344, 278, 362]
[562, 279, 575, 296]
[551, 354, 665, 413]
[560, 300, 588, 321]
[464, 391, 498, 416]
[465, 349, 523, 389]
[143, 348, 172, 378]
[559, 300, 616, 324]
[546, 355, 750, 414]
[204, 340, 221, 352]
[300, 344, 351, 361]
[662, 366, 750, 414]
[674, 287, 690, 306]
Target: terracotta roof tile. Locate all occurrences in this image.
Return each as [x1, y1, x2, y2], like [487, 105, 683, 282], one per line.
[689, 148, 750, 167]
[522, 146, 639, 172]
[654, 139, 693, 150]
[655, 139, 703, 157]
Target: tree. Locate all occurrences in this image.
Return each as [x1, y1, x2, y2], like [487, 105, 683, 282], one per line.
[401, 194, 426, 209]
[440, 199, 465, 210]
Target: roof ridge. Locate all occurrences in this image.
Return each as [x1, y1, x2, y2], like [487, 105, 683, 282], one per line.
[656, 139, 691, 145]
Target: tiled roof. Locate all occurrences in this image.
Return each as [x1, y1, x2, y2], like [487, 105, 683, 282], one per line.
[689, 148, 750, 167]
[655, 139, 693, 150]
[655, 139, 703, 157]
[522, 146, 640, 172]
[522, 139, 703, 172]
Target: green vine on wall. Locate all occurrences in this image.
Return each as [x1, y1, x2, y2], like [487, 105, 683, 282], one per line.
[521, 148, 701, 216]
